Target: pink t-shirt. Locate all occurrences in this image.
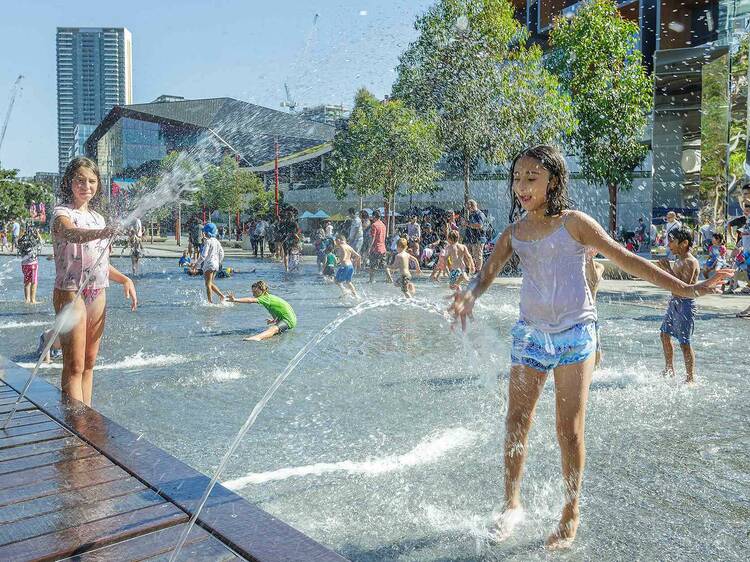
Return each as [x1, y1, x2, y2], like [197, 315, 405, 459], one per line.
[369, 219, 386, 254]
[52, 204, 110, 291]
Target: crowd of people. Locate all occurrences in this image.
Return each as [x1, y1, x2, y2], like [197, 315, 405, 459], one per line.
[4, 146, 749, 551]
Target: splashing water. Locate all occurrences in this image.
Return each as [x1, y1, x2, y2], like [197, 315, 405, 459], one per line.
[1, 135, 223, 429]
[168, 297, 451, 561]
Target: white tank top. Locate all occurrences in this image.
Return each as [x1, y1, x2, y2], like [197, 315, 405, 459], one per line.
[511, 213, 597, 333]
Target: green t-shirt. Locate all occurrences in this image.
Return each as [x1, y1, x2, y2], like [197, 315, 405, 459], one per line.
[257, 293, 297, 329]
[326, 253, 337, 267]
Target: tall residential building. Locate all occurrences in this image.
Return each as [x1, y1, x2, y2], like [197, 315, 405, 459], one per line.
[56, 27, 133, 173]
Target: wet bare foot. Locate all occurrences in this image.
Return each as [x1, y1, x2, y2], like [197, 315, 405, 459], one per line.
[545, 510, 579, 550]
[488, 507, 525, 543]
[660, 368, 674, 377]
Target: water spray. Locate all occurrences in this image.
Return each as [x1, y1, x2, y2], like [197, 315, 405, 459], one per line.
[168, 297, 450, 561]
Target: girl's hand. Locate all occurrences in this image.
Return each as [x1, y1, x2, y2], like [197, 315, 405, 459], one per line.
[226, 293, 236, 302]
[266, 318, 276, 324]
[448, 287, 476, 332]
[123, 278, 138, 311]
[691, 269, 735, 296]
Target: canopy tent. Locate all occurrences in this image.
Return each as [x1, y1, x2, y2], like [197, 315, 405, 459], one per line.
[299, 211, 316, 219]
[312, 210, 330, 219]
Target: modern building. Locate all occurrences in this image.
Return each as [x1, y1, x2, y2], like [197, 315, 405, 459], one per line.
[67, 124, 97, 162]
[56, 27, 133, 174]
[84, 96, 336, 199]
[298, 104, 350, 127]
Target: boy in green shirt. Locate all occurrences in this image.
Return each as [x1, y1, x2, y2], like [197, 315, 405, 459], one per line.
[227, 280, 297, 341]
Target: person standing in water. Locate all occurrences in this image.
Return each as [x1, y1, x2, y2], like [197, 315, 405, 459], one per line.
[333, 234, 362, 298]
[449, 145, 732, 549]
[657, 226, 700, 383]
[195, 222, 225, 303]
[17, 225, 43, 304]
[52, 157, 137, 406]
[227, 280, 297, 341]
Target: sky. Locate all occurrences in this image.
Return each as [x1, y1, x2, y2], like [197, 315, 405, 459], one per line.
[0, 0, 433, 176]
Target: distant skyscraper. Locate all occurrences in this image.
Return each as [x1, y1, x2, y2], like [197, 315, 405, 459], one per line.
[56, 27, 132, 173]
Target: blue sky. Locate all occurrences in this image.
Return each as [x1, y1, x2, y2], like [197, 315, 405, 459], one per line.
[0, 0, 433, 176]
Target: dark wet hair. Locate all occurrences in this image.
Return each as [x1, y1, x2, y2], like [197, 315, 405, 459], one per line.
[712, 232, 724, 244]
[59, 157, 103, 208]
[508, 145, 572, 223]
[372, 210, 381, 219]
[668, 226, 693, 247]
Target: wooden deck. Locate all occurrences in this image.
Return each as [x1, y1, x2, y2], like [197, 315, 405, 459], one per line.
[0, 357, 348, 562]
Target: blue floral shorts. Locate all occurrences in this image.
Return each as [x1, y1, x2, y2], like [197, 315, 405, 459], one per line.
[511, 321, 597, 373]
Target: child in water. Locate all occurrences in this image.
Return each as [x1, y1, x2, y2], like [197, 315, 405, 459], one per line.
[195, 222, 225, 303]
[227, 280, 297, 341]
[52, 157, 137, 406]
[387, 238, 421, 297]
[333, 234, 362, 298]
[449, 145, 732, 548]
[178, 250, 191, 267]
[323, 243, 337, 281]
[657, 226, 700, 383]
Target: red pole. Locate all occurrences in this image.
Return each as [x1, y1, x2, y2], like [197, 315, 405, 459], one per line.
[274, 139, 280, 220]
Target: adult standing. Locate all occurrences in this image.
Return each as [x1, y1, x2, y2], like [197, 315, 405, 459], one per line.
[663, 211, 682, 259]
[280, 211, 300, 272]
[254, 217, 268, 258]
[367, 211, 391, 283]
[464, 199, 487, 272]
[348, 208, 364, 255]
[11, 219, 20, 252]
[324, 220, 334, 239]
[17, 225, 43, 303]
[189, 219, 203, 260]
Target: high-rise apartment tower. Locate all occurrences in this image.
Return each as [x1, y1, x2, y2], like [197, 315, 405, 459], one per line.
[56, 27, 132, 173]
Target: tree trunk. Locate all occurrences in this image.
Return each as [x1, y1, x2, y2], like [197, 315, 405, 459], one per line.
[391, 192, 396, 234]
[175, 203, 181, 246]
[463, 157, 471, 208]
[384, 196, 390, 239]
[608, 183, 618, 236]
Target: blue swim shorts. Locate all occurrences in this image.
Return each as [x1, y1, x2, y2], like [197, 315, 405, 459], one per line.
[511, 321, 597, 373]
[335, 264, 354, 283]
[660, 297, 695, 345]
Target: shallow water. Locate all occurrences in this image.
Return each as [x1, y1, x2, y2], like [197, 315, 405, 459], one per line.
[0, 255, 747, 561]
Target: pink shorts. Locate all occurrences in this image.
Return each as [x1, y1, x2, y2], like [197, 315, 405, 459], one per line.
[21, 263, 38, 285]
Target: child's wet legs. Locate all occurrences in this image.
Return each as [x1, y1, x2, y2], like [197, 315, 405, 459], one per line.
[82, 294, 106, 406]
[504, 365, 547, 509]
[680, 343, 695, 383]
[548, 353, 595, 548]
[660, 332, 674, 375]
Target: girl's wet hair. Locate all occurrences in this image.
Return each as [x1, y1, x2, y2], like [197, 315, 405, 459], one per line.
[252, 280, 269, 293]
[508, 145, 573, 223]
[60, 157, 103, 208]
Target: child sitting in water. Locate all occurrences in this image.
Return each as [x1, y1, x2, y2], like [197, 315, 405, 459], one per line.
[178, 250, 191, 267]
[37, 329, 62, 363]
[334, 234, 362, 298]
[227, 280, 297, 341]
[445, 230, 475, 290]
[448, 145, 731, 549]
[657, 226, 700, 383]
[702, 233, 727, 280]
[387, 238, 421, 297]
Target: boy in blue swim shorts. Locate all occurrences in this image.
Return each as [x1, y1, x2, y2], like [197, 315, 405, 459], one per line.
[334, 234, 362, 298]
[656, 226, 700, 383]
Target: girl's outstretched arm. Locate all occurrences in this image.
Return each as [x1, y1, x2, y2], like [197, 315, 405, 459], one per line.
[226, 294, 258, 304]
[568, 212, 731, 297]
[449, 226, 513, 330]
[108, 265, 137, 310]
[53, 216, 116, 244]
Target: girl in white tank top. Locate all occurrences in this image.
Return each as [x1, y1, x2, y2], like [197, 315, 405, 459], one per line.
[449, 145, 732, 549]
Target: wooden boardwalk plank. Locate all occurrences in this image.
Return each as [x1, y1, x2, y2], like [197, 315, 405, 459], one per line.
[0, 477, 146, 524]
[60, 522, 216, 561]
[0, 488, 170, 546]
[0, 410, 52, 429]
[0, 464, 128, 507]
[0, 435, 78, 463]
[0, 419, 60, 439]
[0, 442, 96, 475]
[0, 501, 186, 562]
[0, 427, 69, 450]
[143, 537, 242, 561]
[0, 454, 112, 491]
[0, 400, 37, 415]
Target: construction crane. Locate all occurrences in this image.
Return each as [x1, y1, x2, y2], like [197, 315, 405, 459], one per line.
[280, 82, 297, 112]
[0, 75, 24, 162]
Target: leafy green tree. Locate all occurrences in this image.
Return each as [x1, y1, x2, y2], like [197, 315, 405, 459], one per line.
[393, 0, 573, 205]
[548, 0, 652, 233]
[328, 89, 443, 235]
[0, 168, 53, 223]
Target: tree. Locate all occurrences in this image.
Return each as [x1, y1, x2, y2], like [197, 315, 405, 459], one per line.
[0, 168, 53, 223]
[393, 0, 573, 205]
[548, 0, 652, 234]
[328, 89, 442, 235]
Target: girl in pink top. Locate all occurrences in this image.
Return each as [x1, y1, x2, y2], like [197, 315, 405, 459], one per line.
[52, 157, 137, 406]
[449, 145, 732, 549]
